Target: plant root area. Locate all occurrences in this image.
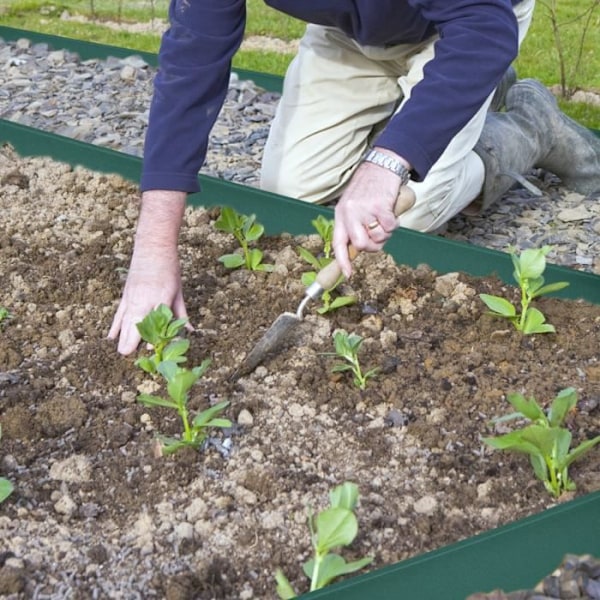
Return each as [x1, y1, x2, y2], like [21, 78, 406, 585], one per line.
[1, 146, 599, 599]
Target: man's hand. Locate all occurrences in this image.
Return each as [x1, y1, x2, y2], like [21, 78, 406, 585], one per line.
[108, 190, 187, 355]
[333, 148, 412, 278]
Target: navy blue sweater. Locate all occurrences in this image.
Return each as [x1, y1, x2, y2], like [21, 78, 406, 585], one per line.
[141, 0, 520, 193]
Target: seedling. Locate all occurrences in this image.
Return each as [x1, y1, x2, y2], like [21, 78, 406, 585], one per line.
[275, 482, 373, 598]
[0, 426, 14, 504]
[482, 387, 600, 498]
[137, 360, 231, 455]
[479, 245, 569, 334]
[214, 206, 274, 272]
[135, 304, 189, 375]
[325, 330, 379, 390]
[0, 306, 13, 328]
[297, 216, 356, 314]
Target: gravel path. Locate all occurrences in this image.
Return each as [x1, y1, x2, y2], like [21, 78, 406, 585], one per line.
[0, 34, 598, 274]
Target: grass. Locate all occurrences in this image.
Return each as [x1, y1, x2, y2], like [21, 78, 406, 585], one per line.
[0, 0, 598, 128]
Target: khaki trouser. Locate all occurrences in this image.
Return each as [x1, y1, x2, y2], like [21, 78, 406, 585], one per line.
[260, 0, 535, 232]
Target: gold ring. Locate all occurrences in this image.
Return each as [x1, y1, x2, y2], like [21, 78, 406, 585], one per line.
[366, 220, 380, 230]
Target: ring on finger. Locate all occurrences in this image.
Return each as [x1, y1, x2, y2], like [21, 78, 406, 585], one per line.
[366, 220, 380, 230]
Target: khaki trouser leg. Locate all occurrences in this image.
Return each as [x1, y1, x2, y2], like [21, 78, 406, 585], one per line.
[260, 24, 418, 204]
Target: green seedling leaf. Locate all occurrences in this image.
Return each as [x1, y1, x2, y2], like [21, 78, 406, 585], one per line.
[297, 247, 326, 271]
[214, 206, 242, 233]
[479, 294, 516, 317]
[192, 400, 231, 428]
[219, 253, 246, 269]
[314, 507, 358, 552]
[0, 426, 13, 504]
[326, 296, 357, 311]
[244, 220, 264, 243]
[248, 248, 274, 272]
[561, 435, 600, 469]
[275, 568, 297, 599]
[165, 318, 189, 338]
[0, 479, 13, 504]
[165, 369, 200, 403]
[136, 356, 158, 375]
[547, 387, 577, 427]
[158, 437, 189, 455]
[304, 554, 373, 589]
[311, 215, 334, 256]
[137, 393, 178, 410]
[162, 339, 190, 364]
[516, 247, 549, 280]
[506, 392, 546, 422]
[482, 430, 543, 456]
[521, 425, 569, 458]
[0, 306, 13, 329]
[532, 281, 570, 298]
[522, 307, 555, 334]
[329, 482, 359, 511]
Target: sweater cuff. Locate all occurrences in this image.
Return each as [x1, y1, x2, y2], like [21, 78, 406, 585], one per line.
[140, 172, 201, 194]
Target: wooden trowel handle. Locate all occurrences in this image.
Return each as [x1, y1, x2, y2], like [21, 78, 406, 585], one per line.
[314, 185, 415, 290]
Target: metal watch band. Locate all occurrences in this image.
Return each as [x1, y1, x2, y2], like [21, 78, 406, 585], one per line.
[362, 149, 410, 184]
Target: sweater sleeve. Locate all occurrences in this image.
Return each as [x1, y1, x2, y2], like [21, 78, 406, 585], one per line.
[141, 0, 245, 193]
[375, 0, 519, 181]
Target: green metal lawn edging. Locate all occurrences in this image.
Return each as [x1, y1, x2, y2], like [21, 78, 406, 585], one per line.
[1, 119, 599, 305]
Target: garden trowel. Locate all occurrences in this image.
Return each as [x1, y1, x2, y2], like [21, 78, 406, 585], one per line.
[231, 186, 415, 379]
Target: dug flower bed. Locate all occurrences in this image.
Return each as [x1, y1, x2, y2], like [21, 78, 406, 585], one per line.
[0, 145, 599, 598]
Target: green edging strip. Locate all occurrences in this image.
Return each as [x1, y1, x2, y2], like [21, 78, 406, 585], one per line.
[1, 119, 599, 305]
[303, 490, 600, 599]
[0, 25, 284, 92]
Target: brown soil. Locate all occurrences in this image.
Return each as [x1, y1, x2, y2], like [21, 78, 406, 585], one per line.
[0, 145, 599, 599]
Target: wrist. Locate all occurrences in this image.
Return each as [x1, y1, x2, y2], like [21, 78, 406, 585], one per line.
[362, 147, 411, 185]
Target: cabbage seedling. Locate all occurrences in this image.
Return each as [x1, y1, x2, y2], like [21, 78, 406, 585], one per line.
[297, 216, 356, 314]
[135, 304, 189, 375]
[326, 330, 379, 390]
[479, 245, 569, 334]
[0, 426, 14, 503]
[482, 387, 600, 498]
[137, 360, 231, 455]
[214, 206, 274, 272]
[275, 482, 373, 598]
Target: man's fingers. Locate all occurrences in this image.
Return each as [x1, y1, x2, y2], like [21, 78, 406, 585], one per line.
[334, 243, 352, 279]
[117, 318, 143, 355]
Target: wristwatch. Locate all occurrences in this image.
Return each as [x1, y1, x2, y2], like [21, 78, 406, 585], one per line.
[362, 149, 410, 185]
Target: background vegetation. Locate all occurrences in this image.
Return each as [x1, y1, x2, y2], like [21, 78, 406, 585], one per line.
[0, 0, 598, 127]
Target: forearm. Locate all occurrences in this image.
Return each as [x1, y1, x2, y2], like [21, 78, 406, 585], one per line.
[134, 190, 187, 253]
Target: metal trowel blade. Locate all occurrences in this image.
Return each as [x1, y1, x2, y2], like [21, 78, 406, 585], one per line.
[231, 311, 302, 379]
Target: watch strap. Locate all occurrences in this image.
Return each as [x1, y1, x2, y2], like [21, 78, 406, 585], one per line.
[362, 149, 410, 185]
